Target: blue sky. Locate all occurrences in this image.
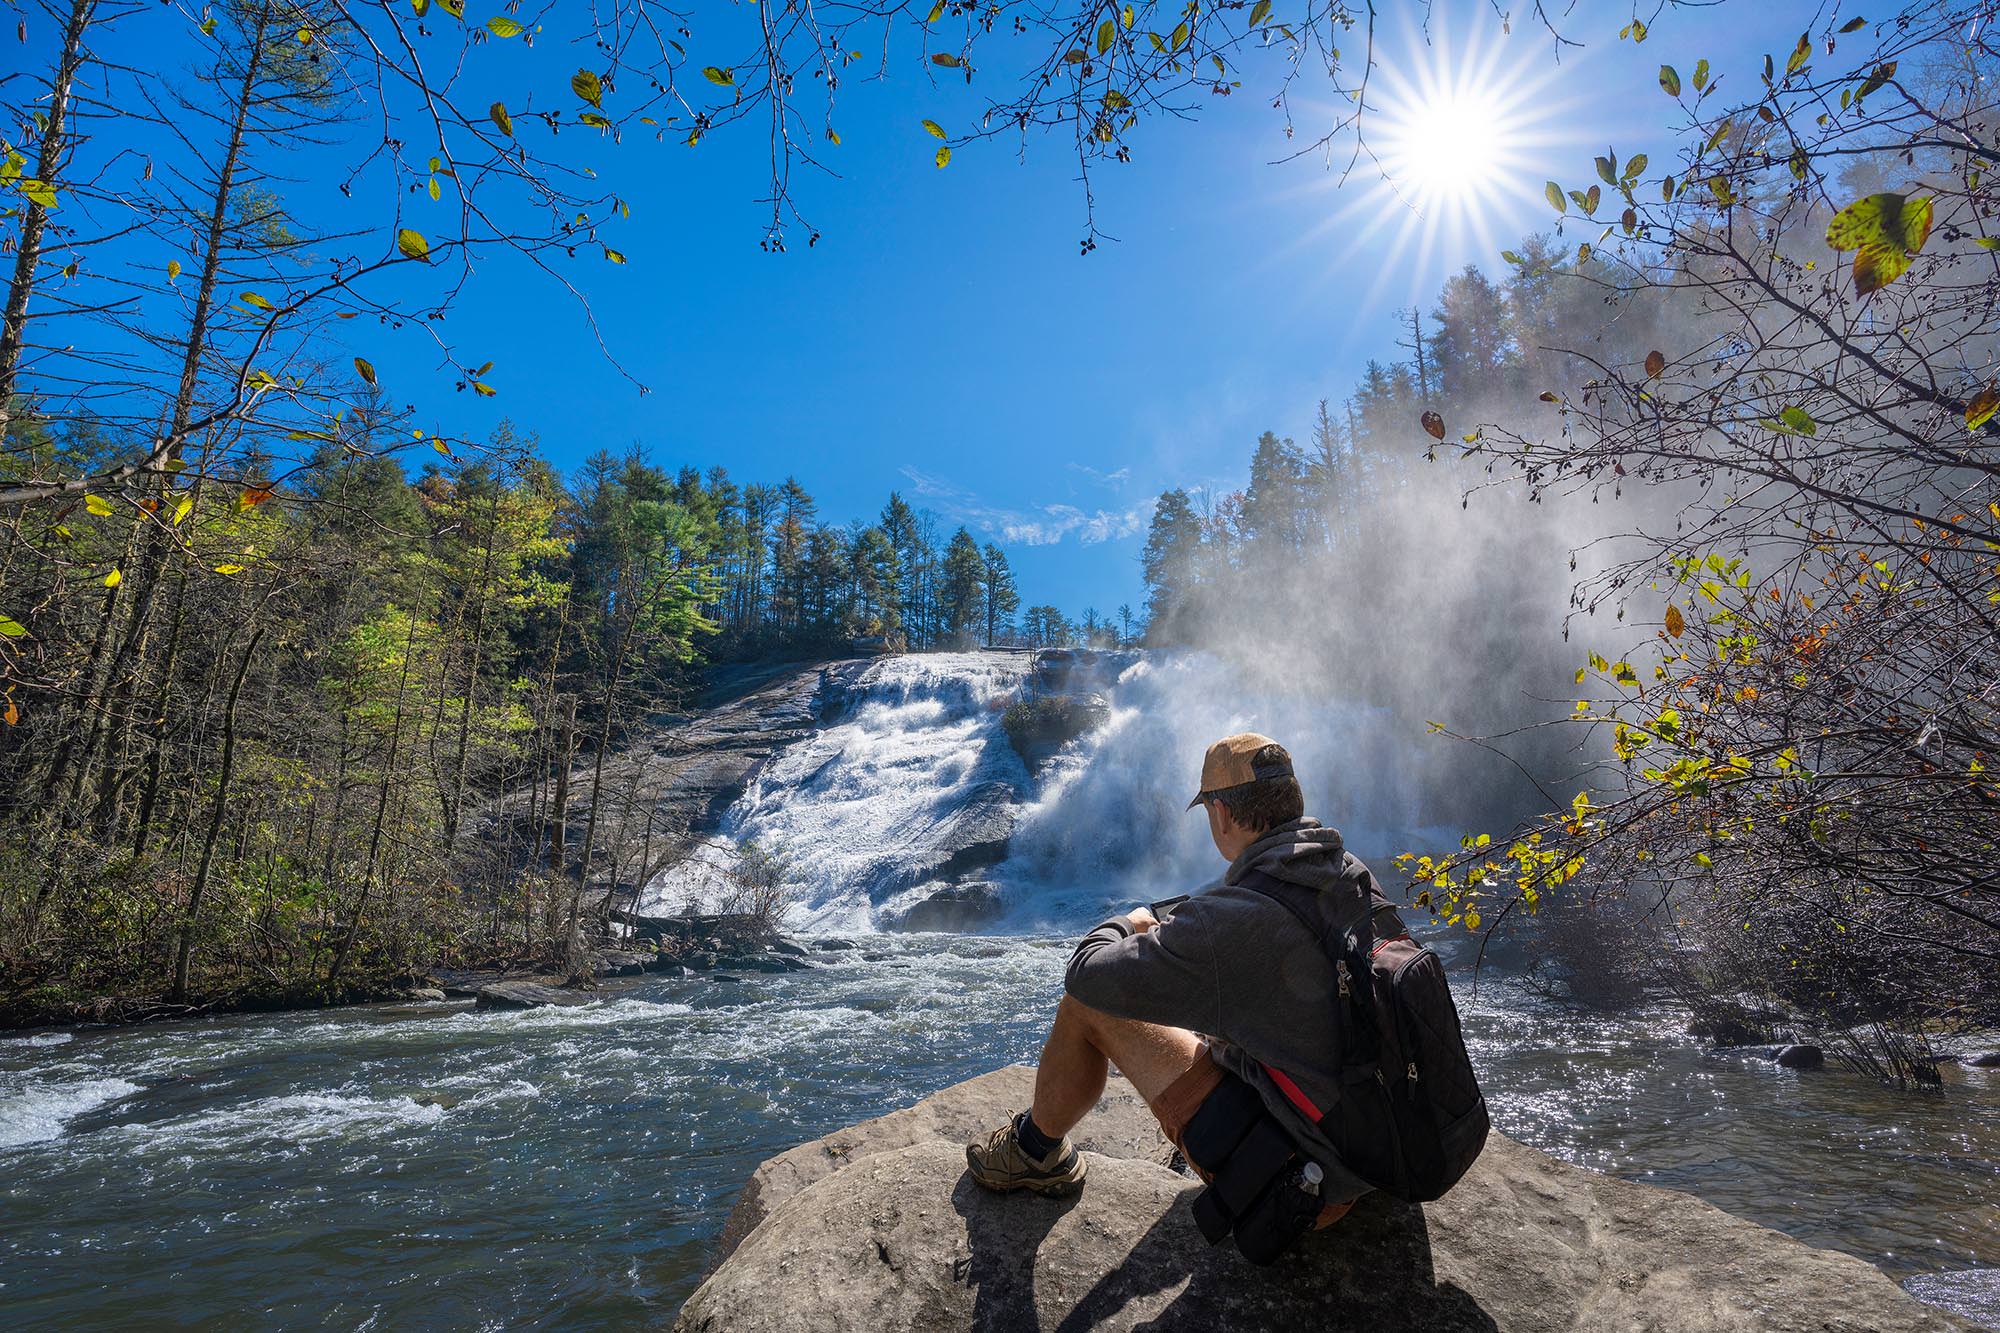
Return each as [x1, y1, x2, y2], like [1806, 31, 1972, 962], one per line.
[91, 0, 1824, 617]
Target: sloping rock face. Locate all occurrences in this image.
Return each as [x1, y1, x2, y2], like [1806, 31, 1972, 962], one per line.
[681, 1065, 1968, 1333]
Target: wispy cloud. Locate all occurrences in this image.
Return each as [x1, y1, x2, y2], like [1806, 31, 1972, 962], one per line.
[1066, 463, 1132, 489]
[900, 467, 1150, 547]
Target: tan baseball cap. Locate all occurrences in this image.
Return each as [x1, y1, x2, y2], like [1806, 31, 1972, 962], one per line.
[1185, 733, 1294, 810]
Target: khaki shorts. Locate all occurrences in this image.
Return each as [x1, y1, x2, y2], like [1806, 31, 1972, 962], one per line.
[1147, 1044, 1352, 1230]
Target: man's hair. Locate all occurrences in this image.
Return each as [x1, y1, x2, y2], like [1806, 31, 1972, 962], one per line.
[1208, 744, 1304, 832]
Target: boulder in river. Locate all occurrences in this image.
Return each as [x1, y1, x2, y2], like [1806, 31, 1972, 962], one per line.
[473, 981, 592, 1011]
[678, 1065, 1968, 1333]
[1962, 1050, 2000, 1069]
[1773, 1043, 1825, 1070]
[894, 882, 1005, 933]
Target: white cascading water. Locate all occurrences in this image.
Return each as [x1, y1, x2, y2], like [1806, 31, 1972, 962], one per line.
[998, 652, 1458, 926]
[641, 650, 1461, 933]
[639, 652, 1033, 931]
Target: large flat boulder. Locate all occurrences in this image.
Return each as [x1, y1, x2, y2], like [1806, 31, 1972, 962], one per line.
[681, 1065, 1968, 1333]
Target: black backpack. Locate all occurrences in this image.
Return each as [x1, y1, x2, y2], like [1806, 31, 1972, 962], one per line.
[1239, 866, 1489, 1203]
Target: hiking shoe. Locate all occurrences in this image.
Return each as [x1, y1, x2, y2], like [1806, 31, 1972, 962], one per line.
[965, 1119, 1089, 1197]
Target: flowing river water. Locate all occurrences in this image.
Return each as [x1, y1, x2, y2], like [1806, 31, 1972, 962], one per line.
[4, 652, 1997, 1327]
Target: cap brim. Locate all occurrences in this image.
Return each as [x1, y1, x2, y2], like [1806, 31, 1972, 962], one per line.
[1185, 794, 1204, 811]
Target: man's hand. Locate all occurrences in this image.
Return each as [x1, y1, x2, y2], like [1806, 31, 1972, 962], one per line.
[1124, 907, 1159, 935]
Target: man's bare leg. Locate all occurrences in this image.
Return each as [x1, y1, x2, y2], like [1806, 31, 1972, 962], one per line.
[1030, 994, 1203, 1139]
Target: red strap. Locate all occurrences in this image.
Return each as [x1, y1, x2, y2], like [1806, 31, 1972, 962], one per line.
[1371, 932, 1411, 957]
[1262, 1063, 1324, 1122]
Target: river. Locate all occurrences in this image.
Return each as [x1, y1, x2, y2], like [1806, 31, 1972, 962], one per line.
[3, 651, 1996, 1326]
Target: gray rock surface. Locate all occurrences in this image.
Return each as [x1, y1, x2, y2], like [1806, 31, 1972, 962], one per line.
[681, 1065, 1968, 1333]
[895, 882, 1006, 933]
[472, 980, 591, 1010]
[1963, 1051, 2000, 1069]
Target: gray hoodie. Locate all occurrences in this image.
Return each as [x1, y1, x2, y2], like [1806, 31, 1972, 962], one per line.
[1063, 817, 1401, 1203]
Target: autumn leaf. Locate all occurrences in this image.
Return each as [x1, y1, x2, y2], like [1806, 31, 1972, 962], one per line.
[935, 146, 951, 168]
[1659, 65, 1681, 96]
[1826, 193, 1933, 296]
[1420, 411, 1446, 441]
[355, 356, 377, 385]
[1664, 604, 1685, 638]
[85, 494, 113, 516]
[397, 228, 431, 263]
[1967, 386, 1999, 432]
[572, 69, 604, 106]
[104, 569, 122, 588]
[931, 52, 962, 68]
[486, 15, 523, 37]
[921, 118, 946, 140]
[490, 102, 512, 136]
[238, 486, 275, 509]
[702, 66, 734, 86]
[213, 564, 246, 575]
[1645, 350, 1666, 378]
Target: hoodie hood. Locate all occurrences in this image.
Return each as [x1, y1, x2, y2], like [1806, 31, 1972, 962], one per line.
[1222, 817, 1349, 892]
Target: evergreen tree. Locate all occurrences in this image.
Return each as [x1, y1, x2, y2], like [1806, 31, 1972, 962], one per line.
[1140, 488, 1203, 644]
[980, 543, 1020, 647]
[940, 527, 987, 648]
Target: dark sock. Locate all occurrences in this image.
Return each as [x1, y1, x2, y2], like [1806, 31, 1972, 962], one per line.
[1014, 1109, 1062, 1160]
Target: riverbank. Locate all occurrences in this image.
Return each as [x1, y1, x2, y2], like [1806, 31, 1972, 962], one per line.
[3, 937, 1995, 1330]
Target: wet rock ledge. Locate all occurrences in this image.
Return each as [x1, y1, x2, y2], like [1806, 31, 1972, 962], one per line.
[677, 1066, 1971, 1333]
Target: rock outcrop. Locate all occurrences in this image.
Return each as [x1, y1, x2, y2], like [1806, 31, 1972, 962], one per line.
[679, 1065, 1969, 1333]
[473, 980, 592, 1010]
[894, 882, 1006, 933]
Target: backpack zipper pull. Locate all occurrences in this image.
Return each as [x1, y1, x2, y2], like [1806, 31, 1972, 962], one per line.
[1336, 961, 1351, 999]
[1407, 1061, 1420, 1083]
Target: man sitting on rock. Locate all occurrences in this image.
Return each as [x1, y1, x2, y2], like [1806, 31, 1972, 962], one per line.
[966, 732, 1403, 1241]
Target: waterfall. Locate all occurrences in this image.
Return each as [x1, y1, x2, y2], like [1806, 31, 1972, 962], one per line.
[641, 649, 1463, 934]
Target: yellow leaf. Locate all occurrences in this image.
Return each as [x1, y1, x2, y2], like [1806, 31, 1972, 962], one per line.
[167, 259, 182, 280]
[85, 494, 113, 516]
[1664, 604, 1685, 637]
[172, 495, 193, 525]
[355, 356, 377, 385]
[397, 228, 430, 262]
[213, 564, 246, 575]
[1966, 386, 1999, 432]
[921, 118, 946, 140]
[104, 569, 122, 588]
[935, 145, 951, 168]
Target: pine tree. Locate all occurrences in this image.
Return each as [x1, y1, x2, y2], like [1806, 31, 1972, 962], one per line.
[980, 543, 1020, 646]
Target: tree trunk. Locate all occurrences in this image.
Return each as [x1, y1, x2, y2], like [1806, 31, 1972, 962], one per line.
[170, 625, 265, 1002]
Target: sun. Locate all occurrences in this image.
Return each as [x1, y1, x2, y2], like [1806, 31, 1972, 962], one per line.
[1378, 87, 1512, 213]
[1267, 12, 1572, 313]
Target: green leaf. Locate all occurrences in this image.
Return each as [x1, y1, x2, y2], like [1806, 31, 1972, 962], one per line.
[240, 290, 274, 310]
[1779, 405, 1817, 435]
[397, 228, 431, 263]
[1594, 151, 1617, 185]
[1786, 31, 1811, 76]
[85, 494, 113, 516]
[1856, 61, 1896, 100]
[1708, 175, 1735, 208]
[1622, 153, 1648, 183]
[355, 356, 377, 385]
[0, 615, 26, 637]
[1840, 16, 1867, 33]
[702, 66, 734, 86]
[201, 15, 218, 33]
[935, 145, 951, 169]
[1659, 64, 1681, 96]
[1170, 21, 1189, 49]
[490, 102, 512, 136]
[925, 0, 942, 20]
[486, 15, 524, 37]
[20, 178, 57, 209]
[1693, 58, 1710, 91]
[1825, 193, 1933, 295]
[1545, 180, 1565, 214]
[579, 111, 612, 129]
[1097, 18, 1114, 54]
[1248, 0, 1272, 25]
[428, 176, 441, 201]
[438, 0, 463, 18]
[921, 118, 946, 140]
[1063, 48, 1086, 64]
[572, 69, 604, 106]
[1977, 236, 2000, 251]
[603, 247, 626, 264]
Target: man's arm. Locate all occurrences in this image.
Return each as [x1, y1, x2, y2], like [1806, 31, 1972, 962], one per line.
[1064, 902, 1223, 1035]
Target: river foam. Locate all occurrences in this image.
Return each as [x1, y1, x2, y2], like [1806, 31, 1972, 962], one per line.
[0, 1077, 143, 1150]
